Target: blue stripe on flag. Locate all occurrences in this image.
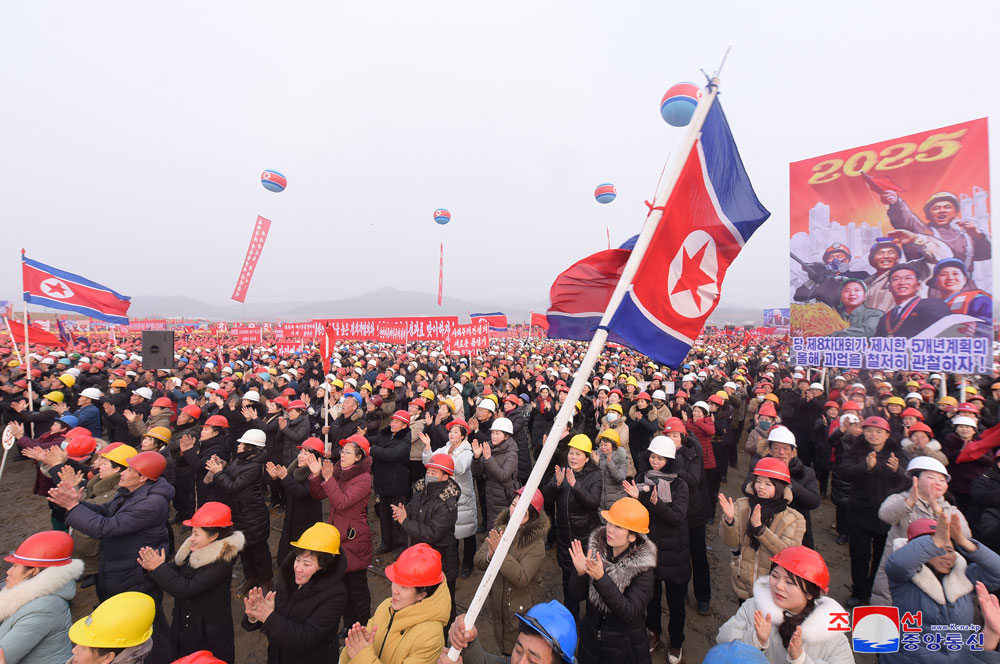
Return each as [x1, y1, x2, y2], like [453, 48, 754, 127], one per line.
[22, 255, 131, 302]
[606, 293, 697, 367]
[22, 293, 130, 325]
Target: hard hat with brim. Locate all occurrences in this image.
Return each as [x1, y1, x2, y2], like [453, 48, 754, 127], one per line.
[291, 522, 341, 555]
[69, 591, 155, 648]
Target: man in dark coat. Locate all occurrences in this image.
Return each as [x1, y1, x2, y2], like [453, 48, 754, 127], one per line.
[369, 411, 413, 554]
[873, 264, 954, 338]
[179, 416, 231, 507]
[503, 398, 532, 485]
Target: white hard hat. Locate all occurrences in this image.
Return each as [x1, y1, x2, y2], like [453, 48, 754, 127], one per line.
[66, 368, 81, 378]
[905, 392, 922, 401]
[81, 387, 103, 400]
[906, 456, 951, 482]
[840, 413, 860, 426]
[648, 435, 676, 459]
[132, 387, 153, 400]
[952, 416, 977, 427]
[652, 389, 667, 401]
[724, 382, 738, 390]
[242, 391, 260, 402]
[237, 429, 267, 447]
[693, 400, 710, 413]
[490, 418, 514, 435]
[206, 382, 220, 391]
[767, 425, 797, 447]
[478, 399, 497, 413]
[809, 383, 824, 391]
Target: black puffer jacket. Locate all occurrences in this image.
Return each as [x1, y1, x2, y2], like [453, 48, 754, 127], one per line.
[182, 434, 230, 506]
[635, 470, 690, 585]
[249, 411, 282, 465]
[829, 428, 856, 508]
[276, 461, 322, 565]
[212, 448, 271, 544]
[543, 461, 601, 571]
[506, 406, 532, 484]
[148, 531, 244, 664]
[369, 428, 411, 496]
[242, 550, 348, 664]
[529, 399, 556, 449]
[279, 414, 311, 465]
[675, 434, 710, 529]
[971, 467, 1000, 551]
[577, 528, 657, 664]
[472, 435, 520, 527]
[839, 438, 908, 533]
[402, 477, 461, 581]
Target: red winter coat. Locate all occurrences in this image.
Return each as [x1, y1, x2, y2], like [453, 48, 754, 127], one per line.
[310, 455, 373, 572]
[688, 418, 717, 470]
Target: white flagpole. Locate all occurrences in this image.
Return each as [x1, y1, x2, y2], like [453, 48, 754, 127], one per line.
[3, 317, 23, 365]
[22, 299, 35, 438]
[447, 78, 721, 661]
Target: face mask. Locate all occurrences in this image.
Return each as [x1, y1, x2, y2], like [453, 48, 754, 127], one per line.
[606, 412, 619, 423]
[758, 395, 766, 402]
[759, 420, 773, 432]
[425, 475, 444, 484]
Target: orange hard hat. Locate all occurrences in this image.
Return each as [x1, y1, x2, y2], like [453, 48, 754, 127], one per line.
[600, 497, 650, 534]
[204, 415, 229, 428]
[770, 546, 829, 592]
[127, 451, 167, 480]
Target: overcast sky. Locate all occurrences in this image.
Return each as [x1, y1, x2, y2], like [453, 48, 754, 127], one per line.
[2, 1, 997, 316]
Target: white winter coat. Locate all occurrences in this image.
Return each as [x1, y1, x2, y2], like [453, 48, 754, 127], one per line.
[0, 559, 82, 664]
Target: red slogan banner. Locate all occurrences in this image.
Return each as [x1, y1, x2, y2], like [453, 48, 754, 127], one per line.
[231, 326, 263, 345]
[231, 216, 271, 303]
[446, 321, 489, 354]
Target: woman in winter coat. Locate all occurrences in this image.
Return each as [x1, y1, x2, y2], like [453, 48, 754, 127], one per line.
[624, 436, 689, 663]
[598, 403, 633, 478]
[625, 392, 661, 477]
[420, 419, 477, 576]
[884, 513, 1000, 664]
[942, 414, 991, 514]
[243, 522, 348, 664]
[900, 421, 948, 466]
[593, 429, 628, 511]
[570, 497, 657, 664]
[245, 397, 284, 508]
[266, 438, 323, 565]
[340, 543, 452, 664]
[829, 413, 860, 545]
[971, 449, 1000, 551]
[689, 402, 720, 518]
[719, 458, 806, 600]
[10, 418, 72, 531]
[870, 456, 968, 606]
[471, 417, 520, 528]
[0, 531, 82, 664]
[307, 434, 374, 631]
[205, 428, 273, 593]
[278, 401, 312, 466]
[472, 489, 550, 656]
[542, 434, 602, 620]
[369, 412, 413, 554]
[138, 502, 244, 664]
[718, 546, 854, 664]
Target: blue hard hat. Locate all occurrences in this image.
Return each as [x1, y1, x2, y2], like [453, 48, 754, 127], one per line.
[258, 372, 272, 382]
[57, 358, 71, 366]
[515, 601, 576, 663]
[57, 415, 79, 429]
[344, 391, 363, 404]
[703, 641, 768, 664]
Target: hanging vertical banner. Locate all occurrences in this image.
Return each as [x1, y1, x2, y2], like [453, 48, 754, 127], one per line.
[789, 118, 991, 371]
[231, 215, 272, 303]
[437, 242, 444, 306]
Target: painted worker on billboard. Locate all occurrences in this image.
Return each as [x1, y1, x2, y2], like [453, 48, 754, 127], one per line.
[792, 243, 869, 308]
[873, 263, 951, 338]
[928, 257, 992, 337]
[881, 190, 991, 286]
[831, 278, 883, 337]
[863, 238, 933, 313]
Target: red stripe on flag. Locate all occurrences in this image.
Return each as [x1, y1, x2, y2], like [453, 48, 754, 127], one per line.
[22, 264, 130, 318]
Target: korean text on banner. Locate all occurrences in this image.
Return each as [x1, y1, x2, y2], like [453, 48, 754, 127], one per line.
[789, 118, 991, 371]
[231, 326, 263, 345]
[231, 216, 272, 303]
[276, 341, 302, 355]
[281, 321, 322, 339]
[446, 321, 489, 354]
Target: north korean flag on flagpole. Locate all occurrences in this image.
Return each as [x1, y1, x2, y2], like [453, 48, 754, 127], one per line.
[22, 251, 131, 325]
[547, 81, 770, 367]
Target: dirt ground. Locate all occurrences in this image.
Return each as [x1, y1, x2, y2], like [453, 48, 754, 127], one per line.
[0, 450, 875, 663]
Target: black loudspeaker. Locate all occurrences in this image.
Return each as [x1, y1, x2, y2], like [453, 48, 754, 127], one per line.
[142, 331, 175, 371]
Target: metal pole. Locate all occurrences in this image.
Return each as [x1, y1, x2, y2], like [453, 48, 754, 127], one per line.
[22, 301, 34, 438]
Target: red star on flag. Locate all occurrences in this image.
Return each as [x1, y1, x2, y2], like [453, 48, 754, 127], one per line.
[670, 243, 714, 309]
[45, 281, 67, 296]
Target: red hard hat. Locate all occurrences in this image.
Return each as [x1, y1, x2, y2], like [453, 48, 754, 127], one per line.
[770, 546, 830, 592]
[752, 457, 791, 484]
[286, 400, 307, 411]
[153, 397, 173, 408]
[823, 401, 840, 410]
[282, 388, 297, 397]
[516, 487, 544, 514]
[425, 453, 455, 476]
[410, 398, 426, 410]
[841, 401, 863, 411]
[381, 380, 395, 390]
[66, 436, 97, 461]
[204, 415, 229, 428]
[272, 397, 289, 410]
[391, 410, 411, 425]
[181, 405, 202, 419]
[127, 451, 167, 480]
[862, 416, 890, 432]
[4, 530, 74, 567]
[65, 427, 92, 440]
[707, 394, 725, 406]
[339, 434, 370, 456]
[183, 501, 233, 528]
[908, 422, 933, 435]
[907, 518, 938, 541]
[184, 377, 199, 387]
[901, 407, 925, 420]
[214, 389, 229, 400]
[171, 651, 227, 664]
[298, 437, 325, 455]
[757, 402, 778, 418]
[662, 417, 687, 434]
[636, 391, 652, 401]
[446, 419, 470, 434]
[384, 543, 445, 587]
[956, 403, 978, 414]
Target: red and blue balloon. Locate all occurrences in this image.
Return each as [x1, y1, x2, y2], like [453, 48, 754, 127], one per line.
[594, 183, 617, 204]
[434, 209, 451, 225]
[261, 169, 286, 193]
[660, 82, 702, 127]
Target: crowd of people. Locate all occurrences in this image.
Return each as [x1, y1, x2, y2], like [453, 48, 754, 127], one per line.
[3, 329, 1000, 663]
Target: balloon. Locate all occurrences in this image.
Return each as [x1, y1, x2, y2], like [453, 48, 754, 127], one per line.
[594, 183, 617, 204]
[261, 170, 287, 192]
[660, 82, 702, 127]
[434, 209, 451, 225]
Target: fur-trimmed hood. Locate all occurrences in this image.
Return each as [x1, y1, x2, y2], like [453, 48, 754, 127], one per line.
[175, 532, 245, 569]
[493, 508, 550, 547]
[0, 559, 82, 622]
[751, 576, 848, 644]
[890, 537, 973, 605]
[586, 526, 657, 614]
[901, 437, 942, 454]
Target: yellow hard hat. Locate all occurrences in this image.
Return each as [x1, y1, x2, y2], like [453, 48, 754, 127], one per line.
[101, 444, 139, 467]
[360, 382, 373, 393]
[69, 592, 155, 648]
[966, 386, 979, 396]
[568, 434, 593, 454]
[886, 396, 905, 407]
[626, 376, 638, 386]
[598, 429, 621, 447]
[145, 427, 172, 444]
[938, 396, 959, 407]
[764, 393, 780, 405]
[421, 389, 435, 400]
[605, 403, 623, 415]
[484, 394, 499, 408]
[111, 379, 128, 388]
[715, 390, 729, 401]
[291, 522, 341, 555]
[58, 374, 76, 388]
[575, 400, 582, 412]
[7, 360, 19, 368]
[331, 379, 344, 389]
[43, 391, 64, 403]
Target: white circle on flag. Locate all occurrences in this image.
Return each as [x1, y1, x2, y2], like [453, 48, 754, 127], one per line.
[2, 424, 15, 450]
[39, 278, 75, 300]
[666, 230, 720, 318]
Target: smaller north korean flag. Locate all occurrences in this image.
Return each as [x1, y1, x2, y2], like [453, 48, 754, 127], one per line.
[22, 253, 131, 325]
